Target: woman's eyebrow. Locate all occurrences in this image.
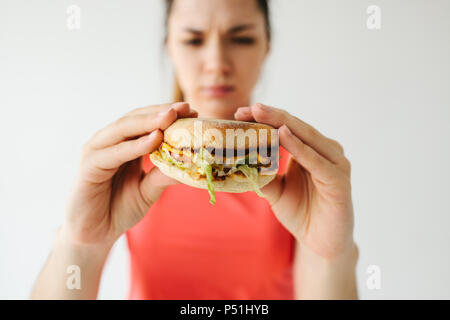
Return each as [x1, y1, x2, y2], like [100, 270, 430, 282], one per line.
[228, 24, 255, 34]
[183, 24, 256, 35]
[183, 28, 203, 35]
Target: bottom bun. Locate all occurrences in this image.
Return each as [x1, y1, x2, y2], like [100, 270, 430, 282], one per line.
[150, 151, 276, 193]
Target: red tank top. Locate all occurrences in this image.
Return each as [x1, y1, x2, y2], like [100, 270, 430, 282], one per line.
[126, 146, 295, 299]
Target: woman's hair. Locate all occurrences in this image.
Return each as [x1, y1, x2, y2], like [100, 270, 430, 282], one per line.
[164, 0, 271, 102]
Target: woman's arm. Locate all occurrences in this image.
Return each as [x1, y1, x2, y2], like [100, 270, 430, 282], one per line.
[31, 102, 197, 299]
[31, 227, 113, 299]
[293, 240, 359, 300]
[234, 103, 359, 299]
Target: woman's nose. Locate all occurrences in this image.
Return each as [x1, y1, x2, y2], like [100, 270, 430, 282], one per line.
[203, 38, 232, 77]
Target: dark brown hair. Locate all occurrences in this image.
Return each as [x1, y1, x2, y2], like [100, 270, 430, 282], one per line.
[164, 0, 271, 102]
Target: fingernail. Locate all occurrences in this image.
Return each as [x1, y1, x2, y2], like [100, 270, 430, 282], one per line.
[171, 102, 189, 109]
[256, 103, 270, 112]
[282, 124, 293, 136]
[147, 129, 159, 140]
[158, 107, 173, 117]
[235, 107, 250, 115]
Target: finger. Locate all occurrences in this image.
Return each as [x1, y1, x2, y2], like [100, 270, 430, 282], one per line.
[89, 129, 164, 173]
[279, 124, 337, 184]
[89, 108, 177, 150]
[234, 106, 254, 122]
[126, 102, 195, 116]
[155, 102, 198, 118]
[139, 166, 180, 207]
[261, 158, 308, 225]
[237, 103, 344, 165]
[127, 102, 174, 115]
[260, 174, 284, 208]
[90, 103, 197, 150]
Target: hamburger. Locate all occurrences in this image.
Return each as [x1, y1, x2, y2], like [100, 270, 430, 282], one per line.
[150, 118, 279, 205]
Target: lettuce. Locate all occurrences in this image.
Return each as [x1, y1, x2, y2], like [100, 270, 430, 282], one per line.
[237, 164, 265, 198]
[203, 163, 216, 205]
[194, 148, 216, 205]
[160, 146, 264, 204]
[159, 148, 190, 170]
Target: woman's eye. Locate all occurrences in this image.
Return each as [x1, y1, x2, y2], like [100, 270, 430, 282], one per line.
[232, 37, 255, 45]
[184, 38, 203, 46]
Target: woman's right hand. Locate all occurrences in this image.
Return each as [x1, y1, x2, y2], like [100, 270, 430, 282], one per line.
[60, 102, 197, 248]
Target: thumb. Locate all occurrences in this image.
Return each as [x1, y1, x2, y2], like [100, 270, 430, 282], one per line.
[139, 166, 179, 206]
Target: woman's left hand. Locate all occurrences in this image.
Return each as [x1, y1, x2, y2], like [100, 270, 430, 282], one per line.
[234, 103, 356, 261]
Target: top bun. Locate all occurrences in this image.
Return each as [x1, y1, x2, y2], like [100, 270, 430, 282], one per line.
[164, 118, 278, 150]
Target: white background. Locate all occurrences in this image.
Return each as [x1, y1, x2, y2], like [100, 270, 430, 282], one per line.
[1, 0, 449, 299]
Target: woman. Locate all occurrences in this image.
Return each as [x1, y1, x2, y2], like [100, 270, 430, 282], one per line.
[31, 0, 359, 299]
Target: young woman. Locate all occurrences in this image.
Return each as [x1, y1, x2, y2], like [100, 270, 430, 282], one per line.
[32, 0, 359, 299]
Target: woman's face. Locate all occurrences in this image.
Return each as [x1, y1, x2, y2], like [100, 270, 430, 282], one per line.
[166, 0, 270, 120]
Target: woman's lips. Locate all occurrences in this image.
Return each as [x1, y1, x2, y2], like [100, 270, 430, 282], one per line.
[202, 85, 235, 98]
